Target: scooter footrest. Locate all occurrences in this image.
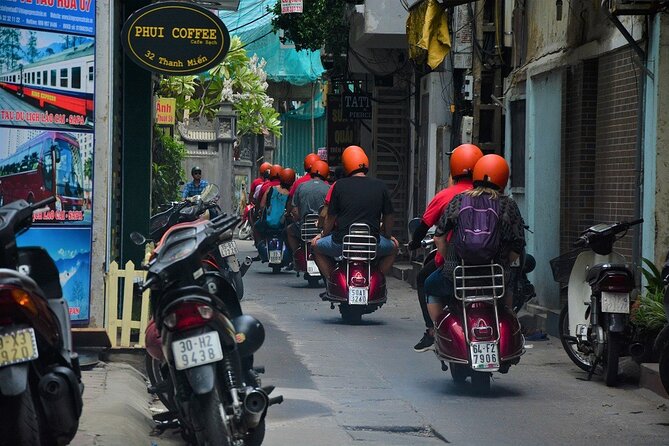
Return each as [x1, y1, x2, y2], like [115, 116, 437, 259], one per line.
[268, 395, 284, 406]
[253, 366, 266, 374]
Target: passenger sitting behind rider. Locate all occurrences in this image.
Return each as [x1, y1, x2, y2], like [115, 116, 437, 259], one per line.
[424, 154, 525, 322]
[311, 146, 399, 280]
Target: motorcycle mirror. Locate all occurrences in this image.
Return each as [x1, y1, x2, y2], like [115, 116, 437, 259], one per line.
[408, 217, 421, 235]
[200, 184, 220, 202]
[130, 231, 147, 246]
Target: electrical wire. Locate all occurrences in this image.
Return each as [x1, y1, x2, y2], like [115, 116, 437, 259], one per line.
[230, 30, 274, 52]
[228, 10, 272, 32]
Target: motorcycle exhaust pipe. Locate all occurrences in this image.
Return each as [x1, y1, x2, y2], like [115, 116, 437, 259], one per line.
[240, 256, 253, 277]
[242, 389, 268, 429]
[629, 342, 645, 359]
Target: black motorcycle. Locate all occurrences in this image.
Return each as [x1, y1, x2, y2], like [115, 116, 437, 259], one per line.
[0, 198, 84, 446]
[138, 213, 280, 446]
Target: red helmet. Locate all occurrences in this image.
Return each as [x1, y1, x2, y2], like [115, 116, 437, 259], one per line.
[450, 144, 483, 179]
[279, 168, 296, 186]
[310, 160, 330, 179]
[269, 164, 282, 180]
[473, 154, 510, 190]
[259, 162, 272, 176]
[303, 153, 320, 172]
[341, 146, 369, 176]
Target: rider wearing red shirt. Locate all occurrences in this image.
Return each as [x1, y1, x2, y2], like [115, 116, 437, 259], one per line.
[407, 144, 483, 352]
[250, 162, 272, 205]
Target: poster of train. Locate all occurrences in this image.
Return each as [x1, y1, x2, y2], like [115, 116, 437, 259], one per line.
[0, 127, 93, 224]
[16, 227, 92, 323]
[0, 0, 95, 37]
[0, 27, 94, 130]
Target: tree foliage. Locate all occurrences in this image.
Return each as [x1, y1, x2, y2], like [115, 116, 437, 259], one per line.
[156, 36, 281, 137]
[270, 0, 348, 52]
[151, 130, 186, 213]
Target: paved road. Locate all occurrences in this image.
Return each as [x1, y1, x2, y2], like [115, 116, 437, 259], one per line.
[234, 240, 669, 446]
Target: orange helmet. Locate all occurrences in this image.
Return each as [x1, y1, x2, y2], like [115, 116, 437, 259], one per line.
[269, 164, 282, 180]
[310, 160, 329, 179]
[473, 154, 510, 190]
[303, 153, 320, 172]
[450, 144, 483, 178]
[341, 145, 369, 176]
[259, 162, 272, 176]
[279, 168, 296, 186]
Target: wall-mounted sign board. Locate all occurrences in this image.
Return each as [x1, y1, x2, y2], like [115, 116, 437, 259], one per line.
[121, 1, 230, 76]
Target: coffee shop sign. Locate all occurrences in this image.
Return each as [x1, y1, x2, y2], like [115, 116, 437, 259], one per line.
[343, 93, 372, 120]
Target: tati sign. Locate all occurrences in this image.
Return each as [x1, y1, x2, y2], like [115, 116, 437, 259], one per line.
[281, 0, 303, 14]
[156, 97, 176, 125]
[121, 1, 231, 76]
[343, 93, 372, 120]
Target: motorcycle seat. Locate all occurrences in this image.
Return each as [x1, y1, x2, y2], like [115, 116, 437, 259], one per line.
[585, 263, 633, 285]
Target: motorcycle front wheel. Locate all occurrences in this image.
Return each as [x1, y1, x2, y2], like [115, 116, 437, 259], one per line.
[238, 221, 252, 240]
[558, 306, 592, 372]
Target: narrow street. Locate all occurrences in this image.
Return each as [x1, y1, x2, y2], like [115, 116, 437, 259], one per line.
[234, 240, 669, 446]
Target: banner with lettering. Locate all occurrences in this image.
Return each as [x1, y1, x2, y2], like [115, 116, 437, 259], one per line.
[281, 0, 303, 14]
[0, 0, 95, 37]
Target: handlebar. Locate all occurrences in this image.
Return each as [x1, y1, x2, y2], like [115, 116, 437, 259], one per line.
[573, 218, 643, 248]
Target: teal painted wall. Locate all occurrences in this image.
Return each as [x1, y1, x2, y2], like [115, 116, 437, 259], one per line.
[275, 115, 326, 173]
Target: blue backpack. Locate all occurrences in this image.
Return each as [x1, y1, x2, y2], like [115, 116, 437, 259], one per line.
[265, 188, 289, 228]
[452, 194, 501, 264]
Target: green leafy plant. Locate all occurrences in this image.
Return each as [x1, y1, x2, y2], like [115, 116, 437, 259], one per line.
[151, 130, 186, 213]
[156, 36, 280, 137]
[270, 0, 348, 53]
[632, 258, 667, 332]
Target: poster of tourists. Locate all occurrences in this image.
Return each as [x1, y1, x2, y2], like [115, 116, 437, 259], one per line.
[0, 127, 93, 224]
[16, 227, 92, 323]
[0, 27, 95, 130]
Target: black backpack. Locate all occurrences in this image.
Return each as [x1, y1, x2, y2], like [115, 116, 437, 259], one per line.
[452, 194, 501, 264]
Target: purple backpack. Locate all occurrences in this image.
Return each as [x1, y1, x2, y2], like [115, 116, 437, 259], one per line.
[453, 194, 501, 264]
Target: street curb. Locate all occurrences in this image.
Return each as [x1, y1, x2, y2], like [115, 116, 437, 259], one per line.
[639, 363, 669, 400]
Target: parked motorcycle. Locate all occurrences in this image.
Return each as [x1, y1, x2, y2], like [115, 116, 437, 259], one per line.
[409, 218, 524, 393]
[655, 280, 669, 395]
[293, 214, 322, 287]
[0, 197, 84, 445]
[138, 213, 281, 445]
[551, 218, 642, 386]
[509, 227, 536, 313]
[321, 223, 387, 324]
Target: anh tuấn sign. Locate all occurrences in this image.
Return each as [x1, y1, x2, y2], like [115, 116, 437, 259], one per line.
[156, 98, 176, 125]
[121, 1, 230, 76]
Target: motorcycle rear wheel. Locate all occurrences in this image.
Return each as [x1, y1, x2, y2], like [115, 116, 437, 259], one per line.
[471, 371, 491, 394]
[192, 388, 232, 446]
[238, 221, 252, 240]
[604, 331, 621, 387]
[339, 304, 363, 324]
[306, 275, 321, 288]
[450, 363, 468, 384]
[144, 354, 176, 412]
[558, 306, 592, 372]
[271, 265, 282, 274]
[0, 385, 41, 446]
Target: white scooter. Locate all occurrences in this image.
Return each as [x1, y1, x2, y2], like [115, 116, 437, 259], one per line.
[551, 218, 642, 386]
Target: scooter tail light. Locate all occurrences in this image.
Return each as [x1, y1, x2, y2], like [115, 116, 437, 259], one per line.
[472, 326, 494, 340]
[599, 273, 634, 292]
[0, 287, 38, 318]
[350, 271, 367, 287]
[164, 302, 213, 331]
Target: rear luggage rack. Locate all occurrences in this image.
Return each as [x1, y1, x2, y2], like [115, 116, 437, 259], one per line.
[342, 223, 377, 261]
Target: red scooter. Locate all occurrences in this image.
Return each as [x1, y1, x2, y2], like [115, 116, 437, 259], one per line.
[293, 214, 322, 287]
[412, 218, 524, 393]
[238, 203, 254, 240]
[321, 223, 387, 324]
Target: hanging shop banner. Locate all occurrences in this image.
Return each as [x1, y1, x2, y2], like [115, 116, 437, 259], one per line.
[0, 128, 93, 224]
[343, 92, 372, 120]
[17, 227, 92, 323]
[0, 0, 95, 37]
[121, 1, 231, 76]
[156, 97, 176, 125]
[0, 28, 95, 130]
[326, 94, 358, 167]
[281, 0, 303, 14]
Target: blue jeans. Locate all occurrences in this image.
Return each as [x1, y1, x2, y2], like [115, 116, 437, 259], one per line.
[424, 267, 454, 305]
[316, 234, 396, 258]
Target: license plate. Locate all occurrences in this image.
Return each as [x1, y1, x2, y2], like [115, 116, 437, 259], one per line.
[601, 292, 630, 314]
[172, 332, 223, 371]
[218, 241, 238, 257]
[0, 328, 38, 367]
[348, 287, 368, 305]
[307, 260, 320, 276]
[470, 342, 499, 370]
[269, 250, 282, 264]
